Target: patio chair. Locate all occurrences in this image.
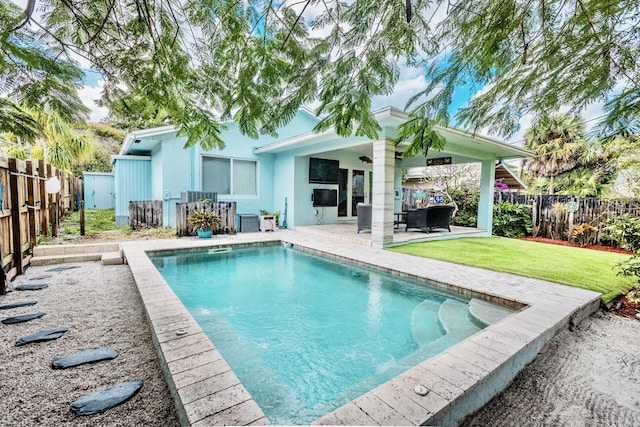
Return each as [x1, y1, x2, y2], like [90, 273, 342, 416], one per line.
[356, 203, 372, 233]
[406, 204, 455, 233]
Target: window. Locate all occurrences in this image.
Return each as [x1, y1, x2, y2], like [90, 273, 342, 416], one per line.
[202, 156, 257, 196]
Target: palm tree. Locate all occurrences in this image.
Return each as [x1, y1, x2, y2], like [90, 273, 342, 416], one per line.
[523, 114, 586, 194]
[25, 111, 95, 170]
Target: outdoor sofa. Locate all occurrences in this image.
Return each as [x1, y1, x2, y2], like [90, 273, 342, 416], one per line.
[406, 204, 455, 233]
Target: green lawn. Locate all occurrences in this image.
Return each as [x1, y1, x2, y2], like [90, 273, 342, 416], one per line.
[60, 208, 117, 235]
[388, 237, 635, 304]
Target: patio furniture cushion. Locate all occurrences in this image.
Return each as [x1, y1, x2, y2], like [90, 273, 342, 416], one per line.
[356, 203, 372, 233]
[406, 205, 455, 233]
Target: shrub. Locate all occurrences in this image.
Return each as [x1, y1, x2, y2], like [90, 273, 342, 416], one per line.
[187, 211, 221, 231]
[569, 223, 598, 247]
[450, 186, 479, 227]
[604, 214, 640, 298]
[492, 202, 533, 238]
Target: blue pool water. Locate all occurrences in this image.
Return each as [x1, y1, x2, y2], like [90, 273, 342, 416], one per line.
[150, 245, 485, 425]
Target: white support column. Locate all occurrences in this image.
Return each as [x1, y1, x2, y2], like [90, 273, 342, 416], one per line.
[372, 139, 395, 247]
[477, 159, 496, 234]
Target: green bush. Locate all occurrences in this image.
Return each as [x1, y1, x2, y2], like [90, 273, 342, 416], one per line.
[492, 202, 533, 238]
[604, 214, 640, 300]
[450, 186, 479, 227]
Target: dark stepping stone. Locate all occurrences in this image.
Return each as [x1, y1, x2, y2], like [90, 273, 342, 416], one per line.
[0, 301, 37, 310]
[2, 312, 46, 324]
[46, 266, 79, 272]
[15, 284, 48, 291]
[71, 380, 143, 416]
[30, 275, 51, 280]
[52, 347, 119, 369]
[16, 327, 68, 346]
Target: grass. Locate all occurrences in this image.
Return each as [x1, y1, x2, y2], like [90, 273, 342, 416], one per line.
[60, 209, 117, 235]
[38, 209, 176, 244]
[388, 237, 635, 304]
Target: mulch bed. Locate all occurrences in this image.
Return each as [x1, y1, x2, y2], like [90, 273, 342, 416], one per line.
[521, 236, 633, 255]
[608, 295, 640, 320]
[522, 236, 639, 321]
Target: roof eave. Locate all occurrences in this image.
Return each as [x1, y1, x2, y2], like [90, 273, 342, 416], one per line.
[119, 125, 178, 155]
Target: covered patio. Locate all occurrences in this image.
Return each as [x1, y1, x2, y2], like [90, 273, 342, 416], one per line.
[255, 107, 531, 247]
[296, 222, 484, 247]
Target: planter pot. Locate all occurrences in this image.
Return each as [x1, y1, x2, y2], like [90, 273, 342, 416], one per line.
[196, 229, 212, 238]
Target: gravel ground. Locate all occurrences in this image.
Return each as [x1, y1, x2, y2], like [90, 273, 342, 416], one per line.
[463, 311, 640, 426]
[0, 262, 179, 427]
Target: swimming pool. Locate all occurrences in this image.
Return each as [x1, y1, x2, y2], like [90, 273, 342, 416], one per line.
[150, 244, 505, 425]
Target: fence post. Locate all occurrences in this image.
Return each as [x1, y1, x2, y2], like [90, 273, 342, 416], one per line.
[8, 158, 22, 275]
[38, 160, 47, 233]
[80, 201, 85, 236]
[26, 161, 37, 248]
[51, 202, 57, 237]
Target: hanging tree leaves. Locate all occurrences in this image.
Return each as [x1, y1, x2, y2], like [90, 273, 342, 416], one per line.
[10, 0, 640, 152]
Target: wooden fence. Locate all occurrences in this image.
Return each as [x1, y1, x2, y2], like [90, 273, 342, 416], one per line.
[176, 201, 237, 237]
[129, 200, 163, 230]
[498, 192, 640, 244]
[1, 156, 82, 291]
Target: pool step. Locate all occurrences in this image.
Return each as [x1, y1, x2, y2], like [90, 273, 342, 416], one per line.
[438, 299, 482, 339]
[468, 298, 515, 327]
[400, 299, 482, 368]
[411, 299, 445, 346]
[31, 243, 123, 266]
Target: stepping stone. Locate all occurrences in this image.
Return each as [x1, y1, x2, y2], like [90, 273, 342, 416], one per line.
[2, 312, 46, 324]
[15, 284, 48, 291]
[46, 266, 79, 272]
[30, 275, 51, 280]
[71, 380, 143, 416]
[52, 347, 119, 369]
[0, 301, 37, 310]
[16, 327, 68, 346]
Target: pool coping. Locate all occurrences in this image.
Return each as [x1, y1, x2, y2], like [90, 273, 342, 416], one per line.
[120, 230, 601, 426]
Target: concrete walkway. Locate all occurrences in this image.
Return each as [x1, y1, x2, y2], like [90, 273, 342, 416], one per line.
[119, 230, 601, 426]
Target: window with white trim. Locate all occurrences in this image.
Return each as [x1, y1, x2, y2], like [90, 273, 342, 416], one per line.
[202, 156, 257, 196]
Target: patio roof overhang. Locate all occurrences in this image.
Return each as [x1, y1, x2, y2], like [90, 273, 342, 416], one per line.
[254, 107, 533, 162]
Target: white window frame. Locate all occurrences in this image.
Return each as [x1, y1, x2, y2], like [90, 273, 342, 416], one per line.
[201, 155, 259, 199]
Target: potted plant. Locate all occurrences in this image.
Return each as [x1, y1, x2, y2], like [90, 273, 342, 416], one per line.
[187, 210, 222, 238]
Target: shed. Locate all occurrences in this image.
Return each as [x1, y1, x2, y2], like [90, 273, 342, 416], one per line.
[83, 172, 115, 209]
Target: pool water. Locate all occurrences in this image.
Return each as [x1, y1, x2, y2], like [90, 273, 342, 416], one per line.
[150, 245, 485, 425]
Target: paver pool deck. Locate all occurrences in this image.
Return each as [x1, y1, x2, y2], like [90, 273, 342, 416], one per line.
[120, 230, 601, 426]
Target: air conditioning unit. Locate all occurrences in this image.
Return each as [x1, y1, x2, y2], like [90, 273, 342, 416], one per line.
[181, 191, 218, 203]
[259, 215, 276, 232]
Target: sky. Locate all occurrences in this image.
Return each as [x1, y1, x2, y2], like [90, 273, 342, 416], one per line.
[10, 0, 605, 147]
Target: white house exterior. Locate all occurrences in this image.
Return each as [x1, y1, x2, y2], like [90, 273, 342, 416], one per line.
[113, 107, 531, 247]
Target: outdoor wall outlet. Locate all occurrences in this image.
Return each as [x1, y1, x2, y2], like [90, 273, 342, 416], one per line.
[314, 209, 319, 216]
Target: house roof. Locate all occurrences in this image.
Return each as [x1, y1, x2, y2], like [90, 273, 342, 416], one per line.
[495, 163, 527, 190]
[254, 107, 533, 161]
[118, 107, 533, 162]
[119, 125, 178, 156]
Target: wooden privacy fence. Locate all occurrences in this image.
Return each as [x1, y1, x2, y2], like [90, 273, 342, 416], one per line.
[129, 200, 163, 230]
[176, 201, 237, 237]
[1, 156, 82, 290]
[498, 192, 640, 244]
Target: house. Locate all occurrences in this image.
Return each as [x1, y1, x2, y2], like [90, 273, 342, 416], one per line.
[112, 107, 531, 247]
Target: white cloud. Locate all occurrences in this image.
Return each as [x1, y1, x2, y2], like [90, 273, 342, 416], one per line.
[371, 66, 428, 111]
[77, 81, 109, 123]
